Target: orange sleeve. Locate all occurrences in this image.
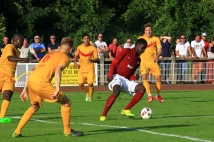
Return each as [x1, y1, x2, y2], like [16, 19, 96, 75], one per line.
[59, 55, 70, 68]
[92, 46, 98, 59]
[75, 46, 80, 56]
[4, 45, 14, 57]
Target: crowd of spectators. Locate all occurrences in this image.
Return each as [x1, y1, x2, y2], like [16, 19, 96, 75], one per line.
[0, 33, 214, 84]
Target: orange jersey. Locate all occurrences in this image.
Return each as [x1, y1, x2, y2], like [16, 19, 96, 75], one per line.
[138, 36, 162, 61]
[0, 44, 20, 77]
[28, 52, 70, 83]
[75, 44, 98, 72]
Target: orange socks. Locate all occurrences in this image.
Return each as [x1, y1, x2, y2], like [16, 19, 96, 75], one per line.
[88, 86, 94, 99]
[143, 80, 151, 95]
[61, 106, 71, 134]
[156, 81, 161, 94]
[14, 107, 35, 134]
[0, 100, 10, 118]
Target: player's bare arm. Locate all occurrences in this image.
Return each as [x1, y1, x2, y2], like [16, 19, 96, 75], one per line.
[154, 48, 162, 62]
[20, 67, 36, 102]
[50, 64, 64, 100]
[89, 58, 99, 63]
[8, 56, 30, 63]
[74, 55, 79, 68]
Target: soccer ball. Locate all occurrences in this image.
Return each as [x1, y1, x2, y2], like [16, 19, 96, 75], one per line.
[140, 107, 152, 119]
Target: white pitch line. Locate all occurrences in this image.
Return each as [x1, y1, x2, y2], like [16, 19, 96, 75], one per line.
[11, 116, 212, 142]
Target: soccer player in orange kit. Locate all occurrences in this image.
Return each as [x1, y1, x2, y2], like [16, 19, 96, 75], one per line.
[12, 37, 83, 137]
[0, 34, 29, 123]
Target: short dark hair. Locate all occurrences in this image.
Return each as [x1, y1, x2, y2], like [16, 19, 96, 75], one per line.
[136, 38, 147, 49]
[82, 33, 90, 39]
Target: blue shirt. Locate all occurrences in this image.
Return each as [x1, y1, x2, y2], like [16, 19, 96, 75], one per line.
[30, 42, 45, 59]
[161, 41, 171, 57]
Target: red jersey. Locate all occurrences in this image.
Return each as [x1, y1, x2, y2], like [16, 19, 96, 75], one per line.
[108, 48, 140, 80]
[109, 43, 123, 58]
[203, 40, 210, 51]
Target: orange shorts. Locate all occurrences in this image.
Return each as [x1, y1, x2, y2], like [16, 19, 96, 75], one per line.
[78, 70, 95, 84]
[0, 75, 15, 93]
[140, 61, 161, 76]
[27, 81, 64, 106]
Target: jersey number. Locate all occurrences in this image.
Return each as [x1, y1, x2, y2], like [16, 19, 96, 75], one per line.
[42, 54, 51, 62]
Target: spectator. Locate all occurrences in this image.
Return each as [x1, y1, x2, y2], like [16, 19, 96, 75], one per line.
[201, 32, 210, 83]
[172, 37, 180, 56]
[123, 38, 135, 49]
[47, 35, 60, 52]
[201, 32, 209, 52]
[30, 35, 46, 59]
[191, 35, 207, 84]
[18, 38, 40, 61]
[206, 37, 214, 84]
[0, 35, 10, 56]
[108, 38, 123, 59]
[94, 33, 109, 58]
[175, 34, 192, 84]
[159, 35, 171, 84]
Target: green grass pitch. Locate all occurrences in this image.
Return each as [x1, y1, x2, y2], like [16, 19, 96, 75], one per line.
[1, 90, 214, 142]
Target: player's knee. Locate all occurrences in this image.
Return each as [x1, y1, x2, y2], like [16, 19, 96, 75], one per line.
[135, 84, 146, 93]
[79, 83, 84, 88]
[88, 84, 93, 87]
[63, 100, 71, 107]
[31, 104, 40, 112]
[155, 76, 161, 82]
[112, 85, 121, 97]
[142, 75, 147, 80]
[3, 90, 13, 101]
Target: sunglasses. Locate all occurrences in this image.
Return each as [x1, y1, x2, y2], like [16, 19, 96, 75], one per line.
[180, 38, 185, 39]
[127, 41, 131, 43]
[51, 38, 55, 39]
[35, 38, 40, 39]
[98, 36, 103, 38]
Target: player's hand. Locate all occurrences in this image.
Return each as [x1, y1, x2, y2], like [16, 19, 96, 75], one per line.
[74, 63, 79, 68]
[107, 75, 113, 83]
[50, 90, 59, 100]
[20, 89, 28, 102]
[154, 55, 159, 62]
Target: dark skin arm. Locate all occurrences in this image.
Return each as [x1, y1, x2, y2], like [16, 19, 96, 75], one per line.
[8, 56, 30, 62]
[89, 58, 99, 63]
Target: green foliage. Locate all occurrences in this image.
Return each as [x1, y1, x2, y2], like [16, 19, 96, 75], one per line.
[0, 14, 6, 42]
[0, 0, 214, 46]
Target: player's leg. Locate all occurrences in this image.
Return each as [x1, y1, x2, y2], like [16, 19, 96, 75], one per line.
[140, 62, 153, 103]
[13, 81, 41, 137]
[13, 104, 40, 137]
[78, 72, 89, 101]
[87, 71, 95, 101]
[57, 95, 83, 136]
[100, 75, 121, 121]
[150, 62, 164, 103]
[0, 80, 15, 118]
[122, 82, 146, 117]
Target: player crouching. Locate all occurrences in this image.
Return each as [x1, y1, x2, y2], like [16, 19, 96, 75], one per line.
[100, 38, 147, 121]
[12, 37, 83, 137]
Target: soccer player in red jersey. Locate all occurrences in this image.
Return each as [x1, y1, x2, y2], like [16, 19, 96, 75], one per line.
[100, 38, 147, 121]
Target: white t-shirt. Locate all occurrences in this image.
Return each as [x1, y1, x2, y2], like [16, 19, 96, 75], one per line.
[19, 45, 35, 58]
[123, 43, 135, 49]
[175, 41, 190, 57]
[94, 40, 107, 57]
[191, 40, 205, 58]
